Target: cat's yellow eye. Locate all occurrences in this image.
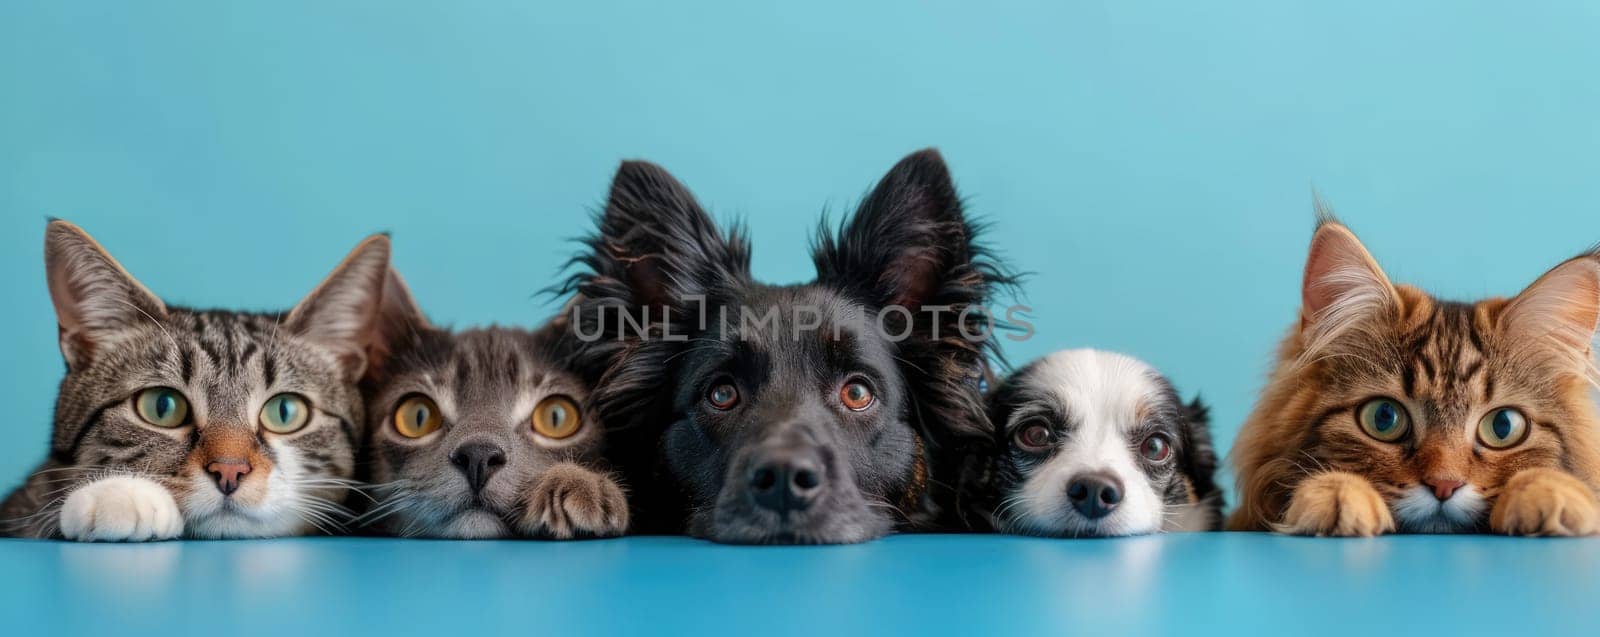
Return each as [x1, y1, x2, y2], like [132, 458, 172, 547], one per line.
[1357, 398, 1410, 442]
[532, 395, 582, 439]
[394, 394, 443, 438]
[1477, 407, 1529, 449]
[134, 387, 189, 428]
[260, 393, 311, 434]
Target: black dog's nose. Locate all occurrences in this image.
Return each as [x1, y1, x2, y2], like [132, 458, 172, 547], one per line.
[748, 451, 824, 514]
[1066, 472, 1123, 519]
[449, 442, 507, 493]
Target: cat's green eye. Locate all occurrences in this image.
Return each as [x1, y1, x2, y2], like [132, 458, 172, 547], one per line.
[1477, 407, 1529, 449]
[1357, 398, 1410, 442]
[394, 394, 443, 439]
[260, 393, 311, 434]
[134, 387, 189, 428]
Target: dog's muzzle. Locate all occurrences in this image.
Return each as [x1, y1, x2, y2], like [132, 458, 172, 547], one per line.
[745, 443, 826, 515]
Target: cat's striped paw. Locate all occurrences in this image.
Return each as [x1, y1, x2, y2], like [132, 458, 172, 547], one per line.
[518, 463, 629, 539]
[1490, 468, 1599, 537]
[59, 476, 185, 542]
[1277, 471, 1394, 537]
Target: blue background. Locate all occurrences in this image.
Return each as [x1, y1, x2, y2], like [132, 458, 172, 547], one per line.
[4, 1, 1600, 502]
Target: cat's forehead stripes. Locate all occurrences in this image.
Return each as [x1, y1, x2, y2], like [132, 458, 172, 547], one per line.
[452, 332, 554, 397]
[379, 327, 580, 409]
[174, 310, 282, 376]
[1399, 301, 1491, 410]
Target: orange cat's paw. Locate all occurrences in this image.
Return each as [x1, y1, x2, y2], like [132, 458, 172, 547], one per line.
[1490, 469, 1599, 537]
[1277, 472, 1394, 537]
[517, 462, 629, 539]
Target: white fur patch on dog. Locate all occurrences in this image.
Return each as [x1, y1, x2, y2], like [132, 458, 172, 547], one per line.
[59, 475, 185, 542]
[1012, 349, 1169, 536]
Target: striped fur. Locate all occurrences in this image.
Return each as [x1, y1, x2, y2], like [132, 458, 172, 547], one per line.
[355, 270, 626, 539]
[0, 221, 387, 540]
[1229, 216, 1600, 536]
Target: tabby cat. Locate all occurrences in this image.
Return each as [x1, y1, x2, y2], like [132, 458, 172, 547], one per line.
[357, 269, 627, 539]
[1230, 215, 1600, 536]
[1, 221, 389, 541]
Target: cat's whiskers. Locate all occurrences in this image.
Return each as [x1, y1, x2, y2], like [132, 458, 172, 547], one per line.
[2, 494, 70, 537]
[352, 480, 424, 529]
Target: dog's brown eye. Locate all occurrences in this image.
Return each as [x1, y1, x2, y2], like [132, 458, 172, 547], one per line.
[839, 380, 874, 411]
[1014, 423, 1053, 451]
[1141, 434, 1172, 462]
[707, 383, 739, 410]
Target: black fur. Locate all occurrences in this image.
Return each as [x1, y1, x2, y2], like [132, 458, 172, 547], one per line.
[560, 149, 1012, 543]
[1176, 395, 1221, 516]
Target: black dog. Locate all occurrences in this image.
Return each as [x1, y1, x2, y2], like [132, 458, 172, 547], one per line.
[563, 149, 1008, 543]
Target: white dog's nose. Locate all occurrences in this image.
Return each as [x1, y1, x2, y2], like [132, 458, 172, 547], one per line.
[1066, 472, 1123, 519]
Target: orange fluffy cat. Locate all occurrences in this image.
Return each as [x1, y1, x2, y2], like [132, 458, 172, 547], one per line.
[1229, 214, 1600, 536]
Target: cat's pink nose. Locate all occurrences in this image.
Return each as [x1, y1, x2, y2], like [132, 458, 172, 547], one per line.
[1424, 477, 1465, 501]
[207, 459, 252, 496]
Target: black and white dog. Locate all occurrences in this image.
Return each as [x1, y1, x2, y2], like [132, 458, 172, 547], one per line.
[979, 350, 1222, 537]
[563, 149, 1009, 544]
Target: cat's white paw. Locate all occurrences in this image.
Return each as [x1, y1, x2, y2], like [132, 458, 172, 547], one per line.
[59, 476, 184, 542]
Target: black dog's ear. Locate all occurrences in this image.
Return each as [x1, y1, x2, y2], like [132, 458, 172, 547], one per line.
[559, 161, 752, 447]
[1178, 395, 1224, 527]
[815, 150, 1014, 513]
[814, 148, 979, 310]
[582, 161, 750, 308]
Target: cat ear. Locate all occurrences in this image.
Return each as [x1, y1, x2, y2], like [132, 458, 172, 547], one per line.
[1500, 252, 1600, 359]
[366, 266, 431, 375]
[285, 234, 391, 382]
[813, 148, 977, 310]
[1300, 218, 1400, 333]
[44, 220, 169, 370]
[585, 160, 749, 307]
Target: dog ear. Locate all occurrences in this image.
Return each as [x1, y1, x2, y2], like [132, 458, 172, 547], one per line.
[581, 160, 750, 308]
[814, 148, 978, 310]
[559, 161, 752, 439]
[1178, 395, 1224, 527]
[44, 220, 169, 371]
[816, 149, 1012, 460]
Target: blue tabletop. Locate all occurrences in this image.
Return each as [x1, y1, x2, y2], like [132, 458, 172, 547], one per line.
[3, 533, 1594, 636]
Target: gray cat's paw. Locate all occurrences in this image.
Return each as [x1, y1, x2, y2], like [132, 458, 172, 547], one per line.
[518, 463, 629, 539]
[59, 476, 184, 542]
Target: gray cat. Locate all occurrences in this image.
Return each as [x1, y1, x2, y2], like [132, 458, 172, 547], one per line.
[1, 221, 389, 541]
[356, 269, 628, 539]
